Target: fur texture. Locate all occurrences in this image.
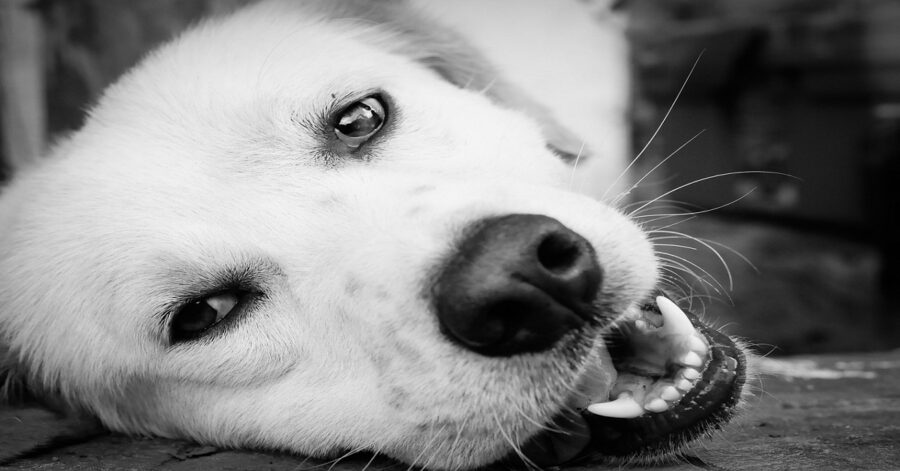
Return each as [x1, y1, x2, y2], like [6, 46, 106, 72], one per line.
[0, 1, 664, 469]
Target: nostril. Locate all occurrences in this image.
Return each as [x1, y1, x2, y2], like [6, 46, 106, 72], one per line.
[433, 214, 603, 356]
[537, 232, 582, 275]
[477, 299, 531, 348]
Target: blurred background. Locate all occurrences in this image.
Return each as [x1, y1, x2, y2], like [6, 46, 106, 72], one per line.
[627, 0, 900, 355]
[1, 0, 898, 356]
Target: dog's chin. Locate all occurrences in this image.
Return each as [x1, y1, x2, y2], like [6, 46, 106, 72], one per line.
[517, 293, 746, 468]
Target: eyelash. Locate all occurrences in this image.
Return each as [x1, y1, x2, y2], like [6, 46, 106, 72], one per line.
[168, 289, 261, 344]
[157, 267, 271, 345]
[310, 91, 394, 158]
[332, 95, 388, 150]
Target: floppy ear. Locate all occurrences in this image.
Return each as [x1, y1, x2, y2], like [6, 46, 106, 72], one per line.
[388, 13, 592, 164]
[316, 0, 590, 164]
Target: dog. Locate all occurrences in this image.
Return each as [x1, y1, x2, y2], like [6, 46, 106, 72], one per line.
[0, 1, 747, 469]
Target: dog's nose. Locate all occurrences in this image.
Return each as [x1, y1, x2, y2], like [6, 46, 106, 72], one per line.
[433, 214, 603, 356]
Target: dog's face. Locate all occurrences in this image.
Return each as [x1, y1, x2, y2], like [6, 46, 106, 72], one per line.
[0, 2, 745, 469]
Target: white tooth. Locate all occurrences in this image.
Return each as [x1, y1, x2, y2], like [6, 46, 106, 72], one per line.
[675, 378, 693, 391]
[634, 319, 649, 331]
[689, 335, 708, 354]
[645, 398, 668, 412]
[587, 394, 645, 418]
[660, 386, 681, 402]
[657, 296, 695, 337]
[679, 351, 704, 368]
[681, 367, 701, 381]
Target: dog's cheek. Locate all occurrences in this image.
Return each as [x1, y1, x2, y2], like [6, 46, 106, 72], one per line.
[277, 178, 576, 464]
[98, 379, 356, 459]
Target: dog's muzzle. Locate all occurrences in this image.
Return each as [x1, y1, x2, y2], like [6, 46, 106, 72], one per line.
[431, 214, 746, 467]
[520, 299, 746, 466]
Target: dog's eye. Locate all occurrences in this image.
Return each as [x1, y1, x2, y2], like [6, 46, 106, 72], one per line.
[334, 96, 386, 149]
[547, 144, 580, 163]
[170, 291, 246, 343]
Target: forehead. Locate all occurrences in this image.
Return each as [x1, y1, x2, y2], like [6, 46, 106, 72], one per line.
[90, 3, 445, 131]
[52, 2, 527, 230]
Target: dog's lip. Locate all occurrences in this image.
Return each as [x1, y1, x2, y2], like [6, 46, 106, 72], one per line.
[518, 296, 746, 467]
[519, 408, 592, 467]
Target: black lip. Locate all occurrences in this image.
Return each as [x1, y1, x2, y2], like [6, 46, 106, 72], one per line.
[518, 303, 746, 467]
[582, 306, 746, 459]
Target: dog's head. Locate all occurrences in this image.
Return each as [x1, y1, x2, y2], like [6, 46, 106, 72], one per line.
[0, 1, 745, 469]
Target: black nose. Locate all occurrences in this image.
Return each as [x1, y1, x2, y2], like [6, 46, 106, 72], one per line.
[432, 214, 603, 356]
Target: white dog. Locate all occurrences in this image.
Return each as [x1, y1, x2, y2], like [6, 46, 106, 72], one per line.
[0, 1, 746, 469]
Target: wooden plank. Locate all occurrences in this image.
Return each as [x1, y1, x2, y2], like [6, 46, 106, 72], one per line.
[2, 351, 899, 469]
[688, 352, 900, 470]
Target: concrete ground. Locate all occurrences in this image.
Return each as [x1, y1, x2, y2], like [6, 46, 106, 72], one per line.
[3, 350, 898, 470]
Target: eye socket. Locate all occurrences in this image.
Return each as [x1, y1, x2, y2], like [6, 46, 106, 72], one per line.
[333, 96, 386, 149]
[170, 290, 249, 343]
[546, 143, 588, 164]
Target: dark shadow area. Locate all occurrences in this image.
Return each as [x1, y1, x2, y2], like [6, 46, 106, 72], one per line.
[629, 0, 900, 355]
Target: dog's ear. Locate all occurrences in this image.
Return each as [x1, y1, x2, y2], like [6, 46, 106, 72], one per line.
[319, 0, 591, 164]
[417, 28, 589, 163]
[405, 28, 590, 163]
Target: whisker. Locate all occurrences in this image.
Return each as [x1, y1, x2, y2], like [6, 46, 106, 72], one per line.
[477, 77, 497, 95]
[657, 254, 712, 288]
[623, 198, 700, 215]
[676, 291, 717, 305]
[311, 445, 367, 471]
[512, 402, 565, 434]
[569, 140, 588, 189]
[657, 267, 693, 298]
[644, 214, 703, 234]
[602, 51, 705, 203]
[704, 238, 761, 274]
[491, 409, 538, 470]
[657, 268, 688, 285]
[611, 129, 706, 208]
[677, 287, 711, 312]
[360, 450, 381, 471]
[657, 257, 718, 300]
[652, 229, 749, 288]
[652, 229, 736, 291]
[647, 234, 698, 242]
[658, 251, 729, 297]
[635, 189, 757, 225]
[630, 170, 797, 216]
[650, 242, 698, 251]
[446, 415, 470, 470]
[406, 423, 447, 471]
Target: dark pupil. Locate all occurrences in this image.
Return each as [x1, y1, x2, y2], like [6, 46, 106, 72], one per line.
[337, 103, 381, 137]
[174, 301, 217, 335]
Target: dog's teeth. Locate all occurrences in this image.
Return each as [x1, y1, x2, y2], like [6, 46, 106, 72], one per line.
[587, 394, 644, 418]
[660, 385, 682, 402]
[675, 378, 693, 392]
[657, 296, 694, 337]
[645, 398, 668, 413]
[634, 319, 649, 331]
[679, 351, 704, 368]
[680, 367, 701, 381]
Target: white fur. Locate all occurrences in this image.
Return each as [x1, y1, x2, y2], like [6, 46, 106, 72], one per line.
[0, 1, 656, 469]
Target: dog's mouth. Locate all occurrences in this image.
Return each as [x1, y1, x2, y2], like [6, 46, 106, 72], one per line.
[519, 294, 746, 467]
